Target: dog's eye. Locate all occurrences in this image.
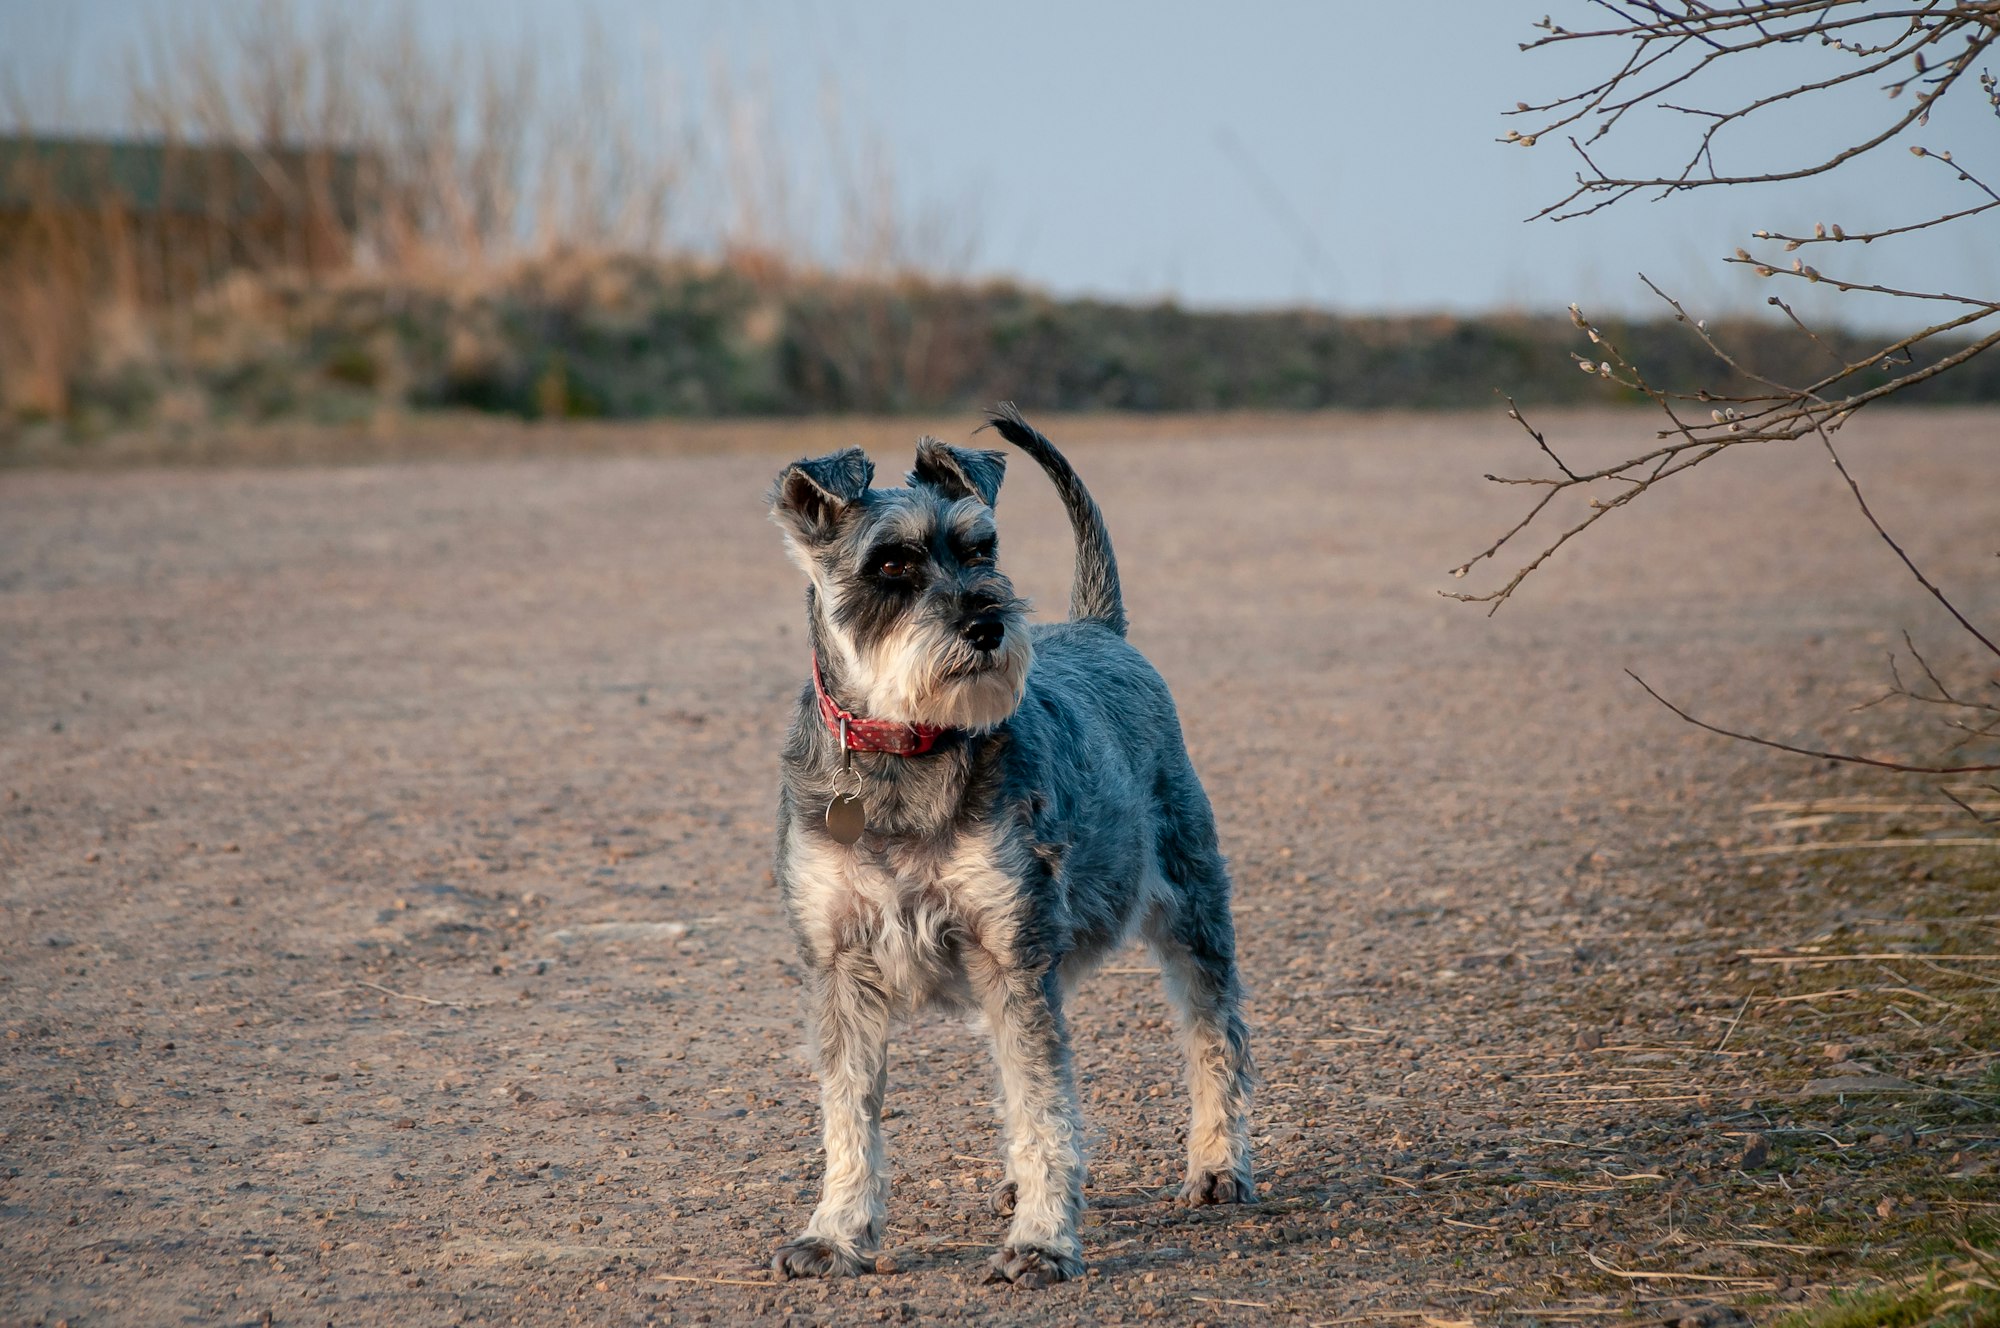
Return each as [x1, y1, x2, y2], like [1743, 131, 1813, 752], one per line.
[868, 544, 926, 582]
[963, 543, 996, 566]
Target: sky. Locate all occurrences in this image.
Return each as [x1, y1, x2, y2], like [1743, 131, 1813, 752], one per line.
[4, 0, 1994, 323]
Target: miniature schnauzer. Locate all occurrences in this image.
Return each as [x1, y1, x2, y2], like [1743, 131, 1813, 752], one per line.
[765, 405, 1254, 1288]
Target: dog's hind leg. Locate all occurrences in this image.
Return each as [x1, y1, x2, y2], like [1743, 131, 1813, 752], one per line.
[977, 967, 1085, 1287]
[773, 957, 891, 1277]
[1145, 816, 1256, 1206]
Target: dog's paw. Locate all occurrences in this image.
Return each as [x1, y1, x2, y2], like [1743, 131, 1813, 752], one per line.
[983, 1242, 1082, 1289]
[771, 1236, 872, 1279]
[1176, 1169, 1256, 1207]
[988, 1180, 1017, 1218]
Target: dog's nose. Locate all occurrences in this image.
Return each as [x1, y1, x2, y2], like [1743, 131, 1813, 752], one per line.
[962, 616, 1006, 653]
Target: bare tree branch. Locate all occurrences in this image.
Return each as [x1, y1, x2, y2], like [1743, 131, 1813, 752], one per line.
[1459, 3, 2000, 818]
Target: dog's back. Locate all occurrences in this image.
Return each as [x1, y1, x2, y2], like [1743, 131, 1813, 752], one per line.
[1002, 619, 1222, 968]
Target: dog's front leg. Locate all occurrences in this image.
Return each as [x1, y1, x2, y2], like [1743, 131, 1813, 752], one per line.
[980, 967, 1085, 1288]
[773, 959, 890, 1278]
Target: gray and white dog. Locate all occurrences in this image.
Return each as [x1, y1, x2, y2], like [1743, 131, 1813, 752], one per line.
[765, 405, 1254, 1288]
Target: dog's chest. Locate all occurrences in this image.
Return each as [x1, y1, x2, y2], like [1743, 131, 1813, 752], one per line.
[784, 829, 1021, 1009]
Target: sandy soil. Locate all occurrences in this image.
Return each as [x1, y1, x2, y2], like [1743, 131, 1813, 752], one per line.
[2, 408, 1997, 1328]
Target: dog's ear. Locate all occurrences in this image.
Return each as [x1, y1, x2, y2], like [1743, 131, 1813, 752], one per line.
[910, 438, 1006, 508]
[769, 448, 874, 541]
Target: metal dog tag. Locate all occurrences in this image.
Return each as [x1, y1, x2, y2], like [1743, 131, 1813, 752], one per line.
[825, 792, 866, 845]
[825, 718, 865, 844]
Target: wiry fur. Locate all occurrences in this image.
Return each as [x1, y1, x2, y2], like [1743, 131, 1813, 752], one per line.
[766, 409, 1255, 1287]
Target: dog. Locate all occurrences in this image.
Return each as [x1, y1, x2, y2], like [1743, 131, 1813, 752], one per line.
[765, 405, 1254, 1288]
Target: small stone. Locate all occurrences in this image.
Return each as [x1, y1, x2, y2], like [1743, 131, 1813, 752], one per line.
[1575, 1029, 1604, 1051]
[393, 1117, 416, 1130]
[1736, 1133, 1769, 1169]
[874, 1251, 899, 1274]
[1822, 1042, 1854, 1061]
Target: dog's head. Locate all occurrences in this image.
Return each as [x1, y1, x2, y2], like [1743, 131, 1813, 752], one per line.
[769, 438, 1032, 730]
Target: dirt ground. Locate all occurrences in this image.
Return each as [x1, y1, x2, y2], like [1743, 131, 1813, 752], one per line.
[2, 408, 1997, 1328]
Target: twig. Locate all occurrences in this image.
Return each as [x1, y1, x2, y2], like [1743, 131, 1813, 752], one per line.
[1713, 996, 1751, 1052]
[1585, 1250, 1779, 1286]
[1628, 671, 2000, 774]
[352, 980, 469, 1008]
[1745, 799, 2000, 814]
[1819, 431, 2000, 660]
[1742, 951, 2000, 964]
[1731, 839, 2000, 856]
[1758, 988, 1861, 1004]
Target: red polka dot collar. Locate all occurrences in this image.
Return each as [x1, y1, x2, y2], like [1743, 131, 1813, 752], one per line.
[811, 655, 952, 757]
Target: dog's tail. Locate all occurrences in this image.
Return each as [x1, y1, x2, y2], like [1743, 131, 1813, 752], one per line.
[983, 403, 1127, 638]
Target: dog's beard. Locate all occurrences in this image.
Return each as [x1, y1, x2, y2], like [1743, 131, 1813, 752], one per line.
[853, 616, 1032, 731]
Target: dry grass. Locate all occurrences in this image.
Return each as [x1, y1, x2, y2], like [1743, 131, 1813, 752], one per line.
[0, 0, 971, 423]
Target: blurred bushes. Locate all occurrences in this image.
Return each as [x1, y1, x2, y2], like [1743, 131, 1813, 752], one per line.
[28, 251, 1997, 432]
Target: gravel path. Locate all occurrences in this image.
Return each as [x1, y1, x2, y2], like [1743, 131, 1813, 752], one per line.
[2, 408, 1996, 1327]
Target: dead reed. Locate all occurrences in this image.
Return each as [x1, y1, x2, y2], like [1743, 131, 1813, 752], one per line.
[0, 0, 972, 425]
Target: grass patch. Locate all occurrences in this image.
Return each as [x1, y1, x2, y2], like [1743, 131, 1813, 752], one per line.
[1772, 1254, 2000, 1328]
